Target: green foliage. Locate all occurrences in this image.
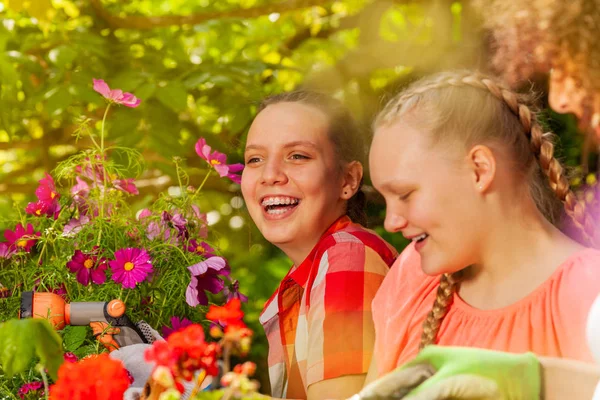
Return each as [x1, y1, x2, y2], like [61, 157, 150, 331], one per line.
[0, 318, 63, 381]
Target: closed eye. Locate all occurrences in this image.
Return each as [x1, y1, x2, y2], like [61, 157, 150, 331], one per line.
[399, 191, 413, 201]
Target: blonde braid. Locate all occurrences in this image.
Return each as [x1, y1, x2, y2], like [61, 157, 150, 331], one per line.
[378, 71, 596, 349]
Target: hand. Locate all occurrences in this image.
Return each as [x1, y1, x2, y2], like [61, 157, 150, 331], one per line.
[351, 364, 434, 400]
[402, 346, 541, 400]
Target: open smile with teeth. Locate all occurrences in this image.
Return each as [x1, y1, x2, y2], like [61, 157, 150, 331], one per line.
[261, 196, 301, 215]
[412, 233, 429, 242]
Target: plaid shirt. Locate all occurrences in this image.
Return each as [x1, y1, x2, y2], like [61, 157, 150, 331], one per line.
[259, 216, 397, 398]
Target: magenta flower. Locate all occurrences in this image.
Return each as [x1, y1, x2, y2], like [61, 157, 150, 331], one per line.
[187, 239, 215, 257]
[161, 316, 194, 338]
[36, 172, 59, 203]
[195, 138, 244, 183]
[17, 381, 43, 399]
[110, 248, 153, 289]
[25, 200, 59, 219]
[0, 243, 14, 260]
[113, 178, 139, 195]
[185, 256, 229, 307]
[226, 163, 244, 184]
[63, 352, 78, 363]
[4, 223, 40, 252]
[223, 280, 248, 303]
[26, 172, 61, 219]
[67, 249, 108, 286]
[93, 79, 141, 108]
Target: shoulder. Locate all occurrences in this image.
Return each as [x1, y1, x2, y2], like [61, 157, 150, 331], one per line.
[553, 248, 600, 302]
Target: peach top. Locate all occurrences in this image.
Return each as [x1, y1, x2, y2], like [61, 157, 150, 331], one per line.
[373, 243, 600, 376]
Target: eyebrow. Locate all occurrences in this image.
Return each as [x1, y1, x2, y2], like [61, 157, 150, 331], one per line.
[245, 140, 319, 152]
[379, 180, 411, 192]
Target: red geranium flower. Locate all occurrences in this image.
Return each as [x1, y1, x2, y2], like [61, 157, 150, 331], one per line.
[49, 353, 130, 400]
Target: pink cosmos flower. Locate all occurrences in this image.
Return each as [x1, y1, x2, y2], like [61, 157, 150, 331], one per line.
[187, 239, 215, 257]
[17, 381, 43, 399]
[113, 178, 139, 195]
[67, 248, 108, 286]
[93, 79, 141, 108]
[4, 223, 40, 252]
[161, 316, 194, 338]
[110, 248, 153, 289]
[0, 242, 15, 259]
[185, 256, 229, 307]
[25, 200, 60, 219]
[195, 138, 244, 183]
[26, 172, 61, 219]
[226, 163, 244, 185]
[36, 172, 59, 203]
[63, 215, 90, 237]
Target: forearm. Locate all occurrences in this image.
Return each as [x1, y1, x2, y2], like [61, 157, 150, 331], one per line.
[539, 356, 600, 400]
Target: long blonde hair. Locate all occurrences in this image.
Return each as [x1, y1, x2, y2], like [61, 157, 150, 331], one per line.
[375, 71, 594, 348]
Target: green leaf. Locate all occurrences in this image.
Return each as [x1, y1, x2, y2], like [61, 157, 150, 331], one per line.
[155, 81, 188, 112]
[135, 82, 157, 101]
[62, 325, 88, 352]
[0, 319, 63, 381]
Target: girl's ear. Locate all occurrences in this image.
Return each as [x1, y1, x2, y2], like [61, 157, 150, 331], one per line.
[467, 144, 496, 193]
[341, 161, 363, 200]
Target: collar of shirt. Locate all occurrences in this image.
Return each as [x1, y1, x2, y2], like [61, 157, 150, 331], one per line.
[286, 215, 352, 288]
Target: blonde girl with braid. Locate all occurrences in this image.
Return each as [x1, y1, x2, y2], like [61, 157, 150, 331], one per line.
[363, 71, 600, 398]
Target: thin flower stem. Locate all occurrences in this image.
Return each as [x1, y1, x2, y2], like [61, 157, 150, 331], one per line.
[190, 169, 212, 203]
[38, 365, 50, 400]
[99, 103, 112, 220]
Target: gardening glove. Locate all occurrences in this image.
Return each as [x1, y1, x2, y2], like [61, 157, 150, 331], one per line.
[402, 346, 542, 400]
[351, 363, 435, 399]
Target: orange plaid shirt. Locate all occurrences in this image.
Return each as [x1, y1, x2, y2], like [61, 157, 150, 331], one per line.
[259, 216, 397, 398]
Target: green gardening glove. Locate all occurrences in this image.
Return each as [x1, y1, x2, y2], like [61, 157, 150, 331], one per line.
[402, 346, 542, 400]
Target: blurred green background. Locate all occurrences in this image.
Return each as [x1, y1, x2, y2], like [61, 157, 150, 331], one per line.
[0, 0, 593, 392]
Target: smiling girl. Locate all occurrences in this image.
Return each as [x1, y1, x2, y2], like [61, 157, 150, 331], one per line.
[364, 70, 600, 397]
[241, 91, 397, 399]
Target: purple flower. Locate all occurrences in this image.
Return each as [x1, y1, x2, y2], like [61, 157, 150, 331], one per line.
[93, 79, 141, 108]
[4, 223, 40, 252]
[67, 249, 108, 286]
[63, 215, 90, 237]
[223, 280, 248, 303]
[110, 248, 153, 289]
[185, 256, 229, 307]
[63, 352, 78, 363]
[0, 242, 15, 259]
[113, 178, 139, 195]
[161, 316, 194, 338]
[187, 239, 215, 257]
[17, 381, 43, 399]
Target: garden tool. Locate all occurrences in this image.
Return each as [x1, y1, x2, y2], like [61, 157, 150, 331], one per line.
[19, 290, 150, 351]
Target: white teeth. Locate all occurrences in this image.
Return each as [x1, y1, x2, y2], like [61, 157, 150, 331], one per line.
[261, 196, 300, 207]
[412, 233, 428, 242]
